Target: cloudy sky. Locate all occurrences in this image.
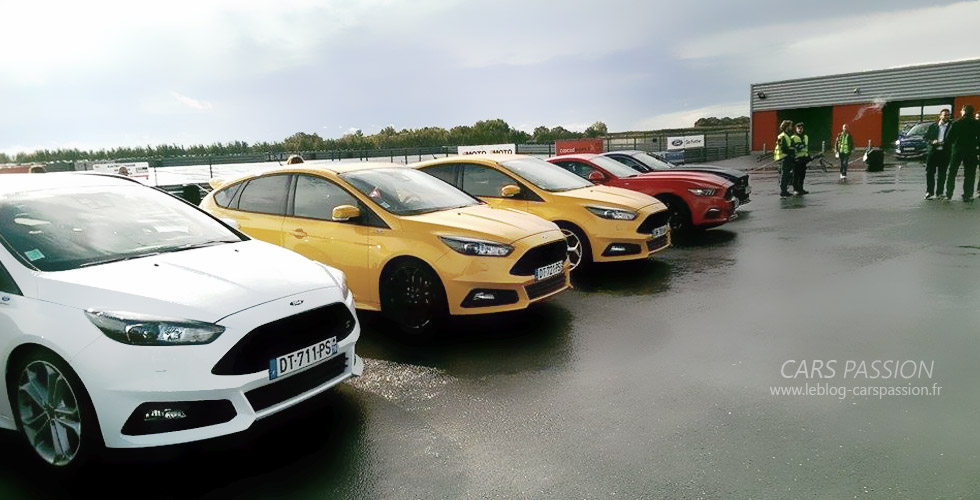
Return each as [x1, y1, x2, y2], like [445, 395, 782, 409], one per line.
[2, 0, 978, 156]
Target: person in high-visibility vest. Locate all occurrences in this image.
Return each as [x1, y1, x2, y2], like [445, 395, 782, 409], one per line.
[774, 120, 795, 198]
[791, 122, 811, 195]
[835, 123, 854, 181]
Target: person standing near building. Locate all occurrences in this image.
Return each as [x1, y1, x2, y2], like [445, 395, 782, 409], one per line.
[923, 109, 952, 200]
[835, 123, 853, 180]
[774, 120, 795, 198]
[791, 122, 810, 195]
[943, 104, 979, 202]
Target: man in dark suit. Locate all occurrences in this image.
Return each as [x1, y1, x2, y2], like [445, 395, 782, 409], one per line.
[943, 105, 980, 202]
[923, 109, 951, 200]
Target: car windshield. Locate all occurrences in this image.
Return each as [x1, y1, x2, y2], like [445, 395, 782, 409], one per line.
[499, 157, 593, 192]
[587, 156, 644, 178]
[0, 184, 244, 272]
[341, 167, 480, 216]
[906, 123, 930, 137]
[632, 152, 675, 170]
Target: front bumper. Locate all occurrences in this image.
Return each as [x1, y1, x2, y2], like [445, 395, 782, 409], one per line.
[72, 289, 362, 449]
[589, 207, 671, 263]
[434, 231, 571, 316]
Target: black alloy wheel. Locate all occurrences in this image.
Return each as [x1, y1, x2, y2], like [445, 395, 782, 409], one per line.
[382, 261, 447, 335]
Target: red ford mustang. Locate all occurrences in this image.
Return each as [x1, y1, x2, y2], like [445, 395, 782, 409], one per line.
[548, 154, 737, 232]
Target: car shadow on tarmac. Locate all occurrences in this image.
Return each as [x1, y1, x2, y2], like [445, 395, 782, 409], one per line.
[355, 302, 576, 377]
[0, 387, 368, 500]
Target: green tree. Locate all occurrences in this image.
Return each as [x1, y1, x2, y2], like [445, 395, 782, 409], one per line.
[584, 121, 608, 138]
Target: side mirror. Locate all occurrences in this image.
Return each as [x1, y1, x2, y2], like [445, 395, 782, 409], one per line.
[500, 184, 521, 198]
[332, 205, 361, 222]
[587, 171, 607, 182]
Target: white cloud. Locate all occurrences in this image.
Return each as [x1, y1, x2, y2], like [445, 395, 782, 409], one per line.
[633, 102, 749, 131]
[673, 1, 980, 80]
[170, 91, 213, 111]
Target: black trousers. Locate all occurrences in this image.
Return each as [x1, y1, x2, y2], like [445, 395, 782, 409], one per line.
[925, 148, 949, 196]
[792, 158, 808, 193]
[779, 157, 794, 194]
[945, 148, 979, 199]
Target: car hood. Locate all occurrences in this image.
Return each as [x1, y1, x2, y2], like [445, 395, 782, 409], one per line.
[36, 240, 340, 322]
[403, 204, 560, 244]
[669, 164, 749, 182]
[552, 185, 663, 211]
[631, 171, 733, 188]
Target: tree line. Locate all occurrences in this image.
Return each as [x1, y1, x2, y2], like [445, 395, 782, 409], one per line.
[2, 119, 611, 164]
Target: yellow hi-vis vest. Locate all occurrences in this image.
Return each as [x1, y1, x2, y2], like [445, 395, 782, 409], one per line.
[793, 134, 809, 158]
[774, 132, 792, 160]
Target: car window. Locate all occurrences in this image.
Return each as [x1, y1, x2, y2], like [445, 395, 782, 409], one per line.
[0, 184, 244, 272]
[341, 168, 480, 216]
[0, 261, 20, 295]
[422, 165, 458, 187]
[461, 165, 518, 198]
[293, 175, 363, 221]
[552, 160, 600, 179]
[237, 175, 291, 215]
[213, 182, 243, 208]
[608, 154, 648, 171]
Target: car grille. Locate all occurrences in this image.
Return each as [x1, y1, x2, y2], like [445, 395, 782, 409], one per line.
[525, 274, 567, 300]
[510, 240, 567, 276]
[212, 303, 356, 375]
[646, 235, 670, 252]
[245, 353, 349, 412]
[636, 212, 670, 234]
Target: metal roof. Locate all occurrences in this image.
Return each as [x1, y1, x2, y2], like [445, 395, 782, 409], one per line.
[751, 59, 980, 111]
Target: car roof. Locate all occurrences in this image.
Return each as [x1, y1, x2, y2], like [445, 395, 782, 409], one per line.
[213, 161, 407, 188]
[0, 172, 141, 196]
[549, 153, 599, 161]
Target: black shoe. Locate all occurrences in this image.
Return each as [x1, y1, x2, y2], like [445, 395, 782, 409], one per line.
[780, 192, 792, 199]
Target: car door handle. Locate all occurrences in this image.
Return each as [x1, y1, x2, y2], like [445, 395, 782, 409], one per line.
[290, 228, 307, 239]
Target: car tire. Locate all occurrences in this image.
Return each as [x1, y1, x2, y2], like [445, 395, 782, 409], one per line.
[655, 196, 693, 234]
[380, 259, 447, 336]
[555, 222, 591, 271]
[10, 348, 102, 474]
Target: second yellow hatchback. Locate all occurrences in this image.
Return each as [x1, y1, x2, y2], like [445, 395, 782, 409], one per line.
[200, 162, 570, 333]
[412, 154, 671, 269]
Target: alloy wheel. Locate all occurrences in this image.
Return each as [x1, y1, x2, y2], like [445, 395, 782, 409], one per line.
[17, 360, 82, 467]
[561, 228, 584, 271]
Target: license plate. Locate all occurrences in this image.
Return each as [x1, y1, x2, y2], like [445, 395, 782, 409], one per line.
[651, 224, 669, 238]
[269, 337, 338, 380]
[535, 261, 564, 281]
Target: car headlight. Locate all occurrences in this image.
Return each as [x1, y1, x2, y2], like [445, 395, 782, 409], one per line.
[84, 310, 224, 346]
[440, 236, 514, 257]
[315, 261, 349, 298]
[687, 188, 718, 196]
[894, 140, 901, 146]
[585, 206, 638, 220]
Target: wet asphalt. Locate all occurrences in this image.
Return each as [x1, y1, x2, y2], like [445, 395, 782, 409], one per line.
[3, 160, 980, 499]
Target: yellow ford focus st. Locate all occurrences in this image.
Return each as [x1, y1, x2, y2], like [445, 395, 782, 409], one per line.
[411, 154, 671, 269]
[200, 162, 570, 333]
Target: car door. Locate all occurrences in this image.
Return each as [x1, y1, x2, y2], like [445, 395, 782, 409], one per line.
[227, 174, 291, 245]
[282, 174, 375, 304]
[459, 163, 529, 212]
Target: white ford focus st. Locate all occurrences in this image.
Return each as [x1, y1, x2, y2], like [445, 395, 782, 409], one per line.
[0, 173, 364, 470]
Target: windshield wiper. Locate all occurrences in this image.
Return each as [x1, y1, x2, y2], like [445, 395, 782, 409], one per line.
[78, 252, 163, 268]
[165, 239, 240, 253]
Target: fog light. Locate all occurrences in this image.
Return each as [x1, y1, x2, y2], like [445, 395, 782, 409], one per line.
[145, 408, 187, 421]
[705, 208, 722, 218]
[601, 243, 642, 257]
[461, 289, 519, 308]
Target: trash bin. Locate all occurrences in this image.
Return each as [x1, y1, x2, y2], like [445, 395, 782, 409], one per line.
[864, 149, 884, 172]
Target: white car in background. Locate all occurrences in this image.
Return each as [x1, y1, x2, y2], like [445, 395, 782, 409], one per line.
[0, 173, 363, 471]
